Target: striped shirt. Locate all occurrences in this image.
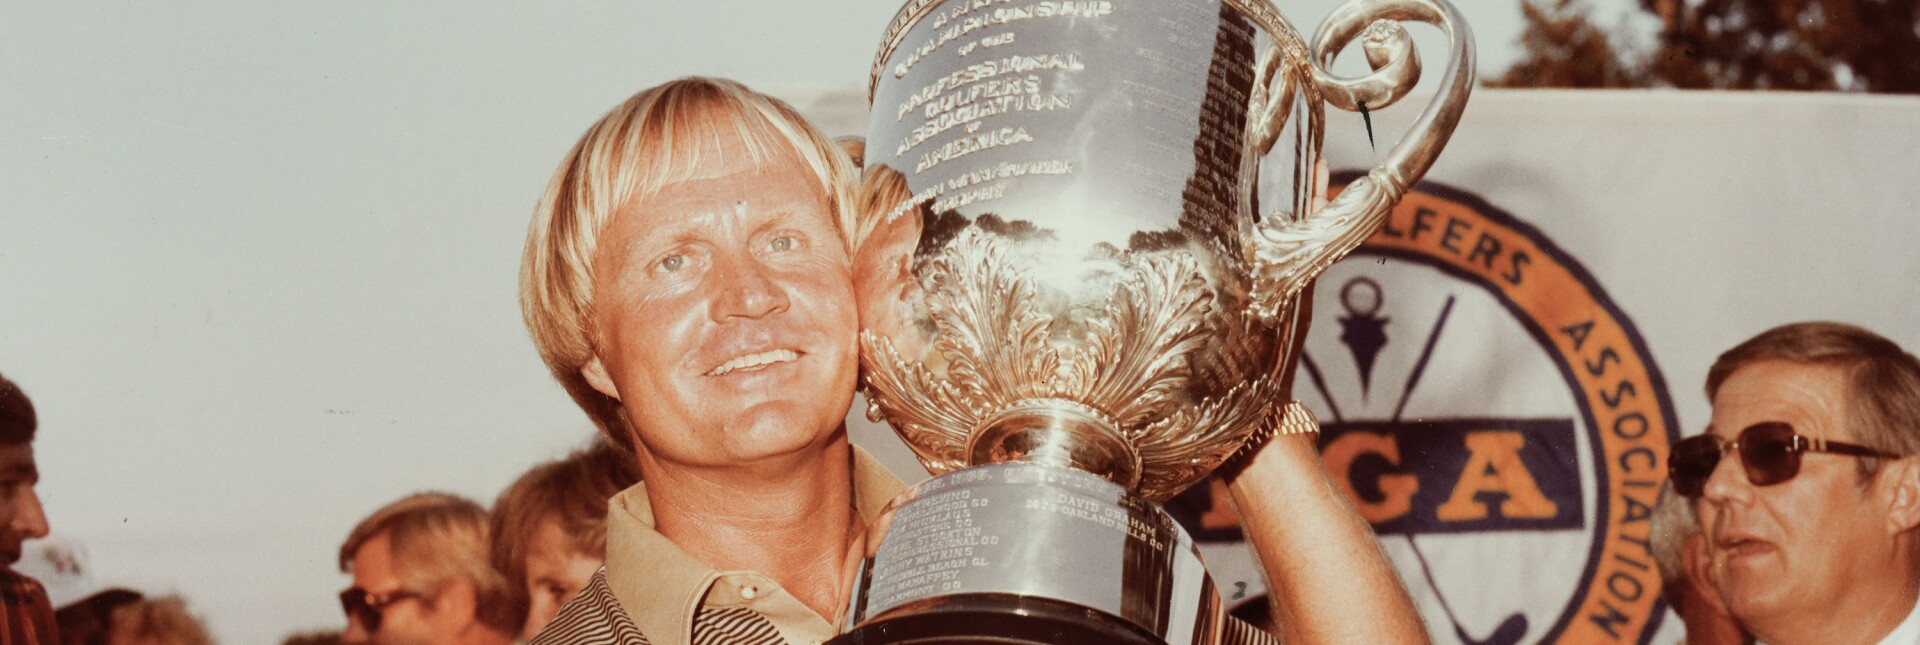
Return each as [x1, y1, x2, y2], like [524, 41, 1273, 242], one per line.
[0, 568, 57, 645]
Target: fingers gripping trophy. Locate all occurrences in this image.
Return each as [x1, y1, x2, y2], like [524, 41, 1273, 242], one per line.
[839, 0, 1473, 642]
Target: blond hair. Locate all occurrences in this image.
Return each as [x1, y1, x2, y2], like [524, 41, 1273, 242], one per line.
[338, 492, 519, 635]
[519, 77, 860, 452]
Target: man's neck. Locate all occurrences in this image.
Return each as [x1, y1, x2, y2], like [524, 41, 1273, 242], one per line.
[1751, 565, 1920, 645]
[642, 437, 861, 619]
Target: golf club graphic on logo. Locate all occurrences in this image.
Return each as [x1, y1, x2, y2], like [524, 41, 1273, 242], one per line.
[1169, 179, 1678, 645]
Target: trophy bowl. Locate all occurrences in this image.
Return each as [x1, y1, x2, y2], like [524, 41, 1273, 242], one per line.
[837, 0, 1473, 642]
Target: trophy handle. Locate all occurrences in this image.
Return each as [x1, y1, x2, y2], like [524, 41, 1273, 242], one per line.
[1243, 0, 1475, 324]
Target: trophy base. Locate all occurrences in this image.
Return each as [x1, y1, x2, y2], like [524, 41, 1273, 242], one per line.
[827, 594, 1163, 645]
[838, 463, 1222, 644]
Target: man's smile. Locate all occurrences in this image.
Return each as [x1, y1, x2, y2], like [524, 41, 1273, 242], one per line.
[706, 349, 801, 377]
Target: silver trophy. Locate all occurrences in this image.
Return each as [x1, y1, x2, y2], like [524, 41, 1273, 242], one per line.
[838, 0, 1473, 642]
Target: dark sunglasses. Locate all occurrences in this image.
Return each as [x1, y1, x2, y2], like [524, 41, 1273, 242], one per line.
[339, 586, 425, 633]
[1669, 421, 1904, 497]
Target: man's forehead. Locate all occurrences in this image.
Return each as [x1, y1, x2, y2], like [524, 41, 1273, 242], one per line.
[1709, 361, 1853, 434]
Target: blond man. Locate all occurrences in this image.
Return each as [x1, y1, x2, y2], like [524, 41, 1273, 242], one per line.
[338, 493, 517, 645]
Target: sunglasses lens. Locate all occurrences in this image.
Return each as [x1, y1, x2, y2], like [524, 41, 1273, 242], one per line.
[1669, 435, 1722, 497]
[1740, 422, 1802, 486]
[339, 590, 381, 632]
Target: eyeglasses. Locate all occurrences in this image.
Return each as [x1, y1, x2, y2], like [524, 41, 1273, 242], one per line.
[339, 586, 425, 633]
[1669, 421, 1905, 497]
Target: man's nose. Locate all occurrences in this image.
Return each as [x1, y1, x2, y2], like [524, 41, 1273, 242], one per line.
[709, 254, 789, 321]
[1700, 448, 1750, 505]
[9, 487, 47, 540]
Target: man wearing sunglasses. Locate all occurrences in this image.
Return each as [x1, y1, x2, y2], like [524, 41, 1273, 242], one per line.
[1669, 322, 1920, 645]
[337, 492, 517, 645]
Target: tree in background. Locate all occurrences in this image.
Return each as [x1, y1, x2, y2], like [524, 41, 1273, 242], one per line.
[1490, 0, 1643, 88]
[1492, 0, 1920, 93]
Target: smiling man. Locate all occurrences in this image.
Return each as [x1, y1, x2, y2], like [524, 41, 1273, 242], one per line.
[0, 373, 55, 645]
[520, 77, 890, 645]
[1670, 322, 1920, 645]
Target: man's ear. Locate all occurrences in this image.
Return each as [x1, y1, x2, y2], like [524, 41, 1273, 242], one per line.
[431, 578, 480, 632]
[1882, 456, 1920, 534]
[581, 357, 621, 401]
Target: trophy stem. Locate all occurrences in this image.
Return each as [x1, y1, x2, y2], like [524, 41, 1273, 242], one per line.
[966, 399, 1142, 490]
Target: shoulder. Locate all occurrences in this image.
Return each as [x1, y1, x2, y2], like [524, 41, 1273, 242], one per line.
[531, 570, 651, 645]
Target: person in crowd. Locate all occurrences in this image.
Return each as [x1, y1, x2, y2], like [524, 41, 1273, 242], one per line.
[518, 75, 1425, 644]
[102, 596, 210, 645]
[488, 440, 637, 640]
[1650, 484, 1748, 645]
[337, 493, 516, 645]
[0, 373, 56, 644]
[1671, 322, 1920, 644]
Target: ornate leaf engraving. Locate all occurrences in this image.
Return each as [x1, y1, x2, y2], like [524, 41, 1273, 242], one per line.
[862, 228, 1282, 501]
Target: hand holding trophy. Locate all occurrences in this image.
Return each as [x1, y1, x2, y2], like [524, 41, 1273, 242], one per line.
[838, 0, 1474, 642]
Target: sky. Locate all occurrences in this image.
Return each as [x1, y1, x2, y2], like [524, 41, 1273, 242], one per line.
[0, 1, 1644, 642]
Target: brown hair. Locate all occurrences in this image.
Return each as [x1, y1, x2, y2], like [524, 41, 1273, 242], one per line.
[489, 440, 638, 600]
[1707, 321, 1920, 475]
[106, 596, 212, 645]
[519, 77, 860, 453]
[337, 492, 519, 635]
[0, 372, 35, 445]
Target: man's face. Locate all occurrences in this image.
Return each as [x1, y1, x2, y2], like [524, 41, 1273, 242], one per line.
[583, 127, 858, 470]
[520, 515, 603, 640]
[1695, 361, 1896, 625]
[343, 533, 459, 645]
[0, 442, 48, 565]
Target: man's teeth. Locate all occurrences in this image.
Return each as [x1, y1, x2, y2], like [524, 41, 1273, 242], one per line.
[707, 349, 799, 376]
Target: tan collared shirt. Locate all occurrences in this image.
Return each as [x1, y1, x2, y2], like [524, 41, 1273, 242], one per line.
[532, 447, 907, 645]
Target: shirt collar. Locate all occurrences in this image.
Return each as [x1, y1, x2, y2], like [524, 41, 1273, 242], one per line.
[602, 446, 907, 645]
[1873, 590, 1920, 645]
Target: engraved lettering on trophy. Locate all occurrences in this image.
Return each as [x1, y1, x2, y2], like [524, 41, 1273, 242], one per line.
[913, 127, 1034, 173]
[895, 1, 1116, 78]
[898, 75, 1078, 156]
[895, 53, 1085, 123]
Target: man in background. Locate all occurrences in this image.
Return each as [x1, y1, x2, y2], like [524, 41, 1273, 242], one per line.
[0, 372, 56, 644]
[489, 441, 637, 641]
[1671, 322, 1920, 644]
[337, 493, 516, 645]
[1650, 484, 1748, 644]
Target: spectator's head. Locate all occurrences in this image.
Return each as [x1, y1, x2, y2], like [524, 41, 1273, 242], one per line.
[104, 596, 212, 645]
[1650, 484, 1747, 645]
[519, 77, 862, 466]
[338, 493, 516, 645]
[0, 372, 50, 565]
[1675, 322, 1920, 644]
[488, 440, 637, 640]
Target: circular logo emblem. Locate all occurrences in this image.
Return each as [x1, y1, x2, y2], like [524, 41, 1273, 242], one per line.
[1170, 180, 1678, 644]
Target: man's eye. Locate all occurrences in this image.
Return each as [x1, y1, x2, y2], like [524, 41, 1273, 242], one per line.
[659, 254, 686, 272]
[767, 235, 798, 253]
